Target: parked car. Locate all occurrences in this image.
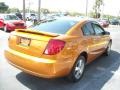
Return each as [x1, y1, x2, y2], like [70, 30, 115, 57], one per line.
[97, 19, 109, 28]
[26, 13, 37, 21]
[110, 19, 120, 25]
[5, 18, 112, 82]
[0, 14, 26, 32]
[15, 13, 23, 20]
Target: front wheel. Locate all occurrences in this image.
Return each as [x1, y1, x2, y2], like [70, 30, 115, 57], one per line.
[104, 42, 112, 56]
[67, 56, 86, 82]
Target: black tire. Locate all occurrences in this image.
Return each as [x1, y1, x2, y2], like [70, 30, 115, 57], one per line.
[67, 56, 86, 82]
[104, 41, 112, 56]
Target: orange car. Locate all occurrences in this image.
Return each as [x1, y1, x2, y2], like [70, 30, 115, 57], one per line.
[5, 18, 112, 82]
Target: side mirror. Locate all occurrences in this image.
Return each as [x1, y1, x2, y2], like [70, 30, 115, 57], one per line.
[102, 31, 110, 35]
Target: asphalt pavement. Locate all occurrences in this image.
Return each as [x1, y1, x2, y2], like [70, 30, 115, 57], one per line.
[0, 26, 120, 90]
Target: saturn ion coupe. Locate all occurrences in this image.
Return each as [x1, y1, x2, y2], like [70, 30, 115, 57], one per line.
[5, 18, 112, 82]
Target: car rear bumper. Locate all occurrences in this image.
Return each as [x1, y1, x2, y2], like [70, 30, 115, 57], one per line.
[4, 48, 72, 78]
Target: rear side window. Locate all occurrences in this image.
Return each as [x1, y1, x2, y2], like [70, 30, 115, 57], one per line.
[82, 22, 95, 36]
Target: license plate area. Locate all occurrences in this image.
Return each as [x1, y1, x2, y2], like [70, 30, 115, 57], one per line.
[19, 37, 31, 46]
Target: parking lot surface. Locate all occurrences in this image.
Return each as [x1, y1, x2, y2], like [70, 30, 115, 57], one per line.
[0, 26, 120, 90]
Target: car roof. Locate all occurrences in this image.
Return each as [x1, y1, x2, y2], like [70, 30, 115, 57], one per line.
[56, 17, 99, 25]
[57, 16, 88, 22]
[0, 14, 16, 16]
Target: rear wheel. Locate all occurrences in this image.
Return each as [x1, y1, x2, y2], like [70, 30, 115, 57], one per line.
[67, 56, 86, 82]
[104, 42, 112, 56]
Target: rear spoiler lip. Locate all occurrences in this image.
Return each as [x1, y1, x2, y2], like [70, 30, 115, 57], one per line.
[15, 29, 60, 37]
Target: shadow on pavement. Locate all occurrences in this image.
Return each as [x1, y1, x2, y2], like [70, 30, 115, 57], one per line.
[16, 50, 120, 90]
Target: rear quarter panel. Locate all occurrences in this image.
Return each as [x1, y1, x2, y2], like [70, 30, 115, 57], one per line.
[54, 21, 88, 74]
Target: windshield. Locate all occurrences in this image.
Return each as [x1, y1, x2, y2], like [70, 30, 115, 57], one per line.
[4, 15, 20, 20]
[31, 19, 78, 34]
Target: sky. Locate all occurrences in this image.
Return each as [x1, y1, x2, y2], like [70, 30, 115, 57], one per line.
[0, 0, 120, 16]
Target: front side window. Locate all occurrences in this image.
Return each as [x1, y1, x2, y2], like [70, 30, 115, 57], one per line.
[92, 24, 104, 35]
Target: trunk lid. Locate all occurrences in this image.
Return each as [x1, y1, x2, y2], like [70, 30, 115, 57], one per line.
[9, 29, 59, 57]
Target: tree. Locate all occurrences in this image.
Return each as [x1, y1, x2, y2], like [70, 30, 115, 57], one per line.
[7, 8, 20, 13]
[41, 8, 50, 14]
[89, 11, 95, 18]
[93, 0, 104, 18]
[69, 12, 84, 16]
[0, 2, 9, 13]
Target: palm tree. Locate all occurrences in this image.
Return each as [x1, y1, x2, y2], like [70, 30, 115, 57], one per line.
[93, 0, 104, 18]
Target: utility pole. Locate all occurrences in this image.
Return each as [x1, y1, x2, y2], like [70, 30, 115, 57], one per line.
[101, 4, 104, 19]
[85, 0, 88, 16]
[38, 0, 41, 22]
[28, 1, 31, 13]
[23, 0, 26, 21]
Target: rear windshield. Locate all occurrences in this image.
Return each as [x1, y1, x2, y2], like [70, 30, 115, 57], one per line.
[31, 19, 78, 34]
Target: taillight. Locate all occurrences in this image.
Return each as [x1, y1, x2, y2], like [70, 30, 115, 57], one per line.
[44, 39, 65, 55]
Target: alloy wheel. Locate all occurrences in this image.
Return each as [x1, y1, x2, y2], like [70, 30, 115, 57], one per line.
[74, 58, 85, 79]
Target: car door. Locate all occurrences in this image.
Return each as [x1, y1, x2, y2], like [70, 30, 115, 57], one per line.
[91, 23, 108, 55]
[81, 22, 100, 62]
